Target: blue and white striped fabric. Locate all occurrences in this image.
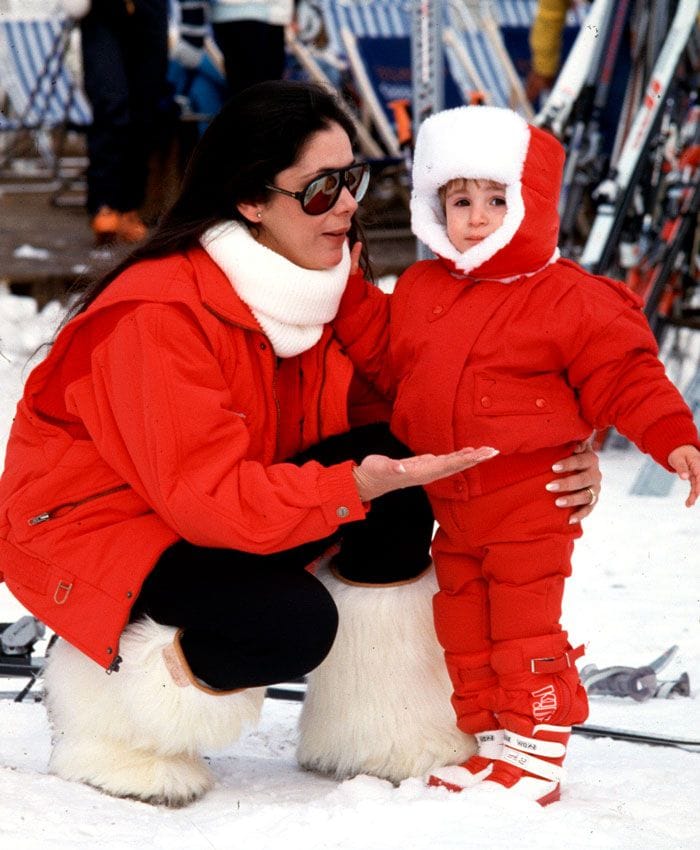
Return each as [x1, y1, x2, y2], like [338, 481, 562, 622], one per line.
[444, 3, 516, 109]
[494, 0, 539, 27]
[0, 17, 92, 130]
[320, 0, 413, 56]
[318, 1, 582, 114]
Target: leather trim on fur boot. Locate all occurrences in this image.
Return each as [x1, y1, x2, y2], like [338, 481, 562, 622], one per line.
[43, 618, 265, 805]
[162, 629, 245, 695]
[329, 563, 433, 588]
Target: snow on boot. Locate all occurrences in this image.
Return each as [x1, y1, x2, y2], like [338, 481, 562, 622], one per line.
[481, 724, 570, 806]
[427, 729, 504, 790]
[44, 617, 265, 806]
[297, 564, 475, 782]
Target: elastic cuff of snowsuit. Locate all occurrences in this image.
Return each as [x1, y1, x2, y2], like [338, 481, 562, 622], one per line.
[640, 413, 700, 470]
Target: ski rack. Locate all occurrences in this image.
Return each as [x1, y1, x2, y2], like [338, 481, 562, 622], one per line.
[557, 0, 632, 245]
[579, 0, 700, 274]
[535, 0, 614, 137]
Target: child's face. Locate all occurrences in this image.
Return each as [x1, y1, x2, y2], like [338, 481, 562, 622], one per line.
[443, 179, 507, 252]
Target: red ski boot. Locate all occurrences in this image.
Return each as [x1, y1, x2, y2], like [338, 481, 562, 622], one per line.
[482, 723, 570, 806]
[428, 729, 504, 791]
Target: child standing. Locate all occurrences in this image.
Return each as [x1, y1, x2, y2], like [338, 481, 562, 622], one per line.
[335, 105, 700, 805]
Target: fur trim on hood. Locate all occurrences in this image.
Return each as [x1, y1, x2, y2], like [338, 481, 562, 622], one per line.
[410, 106, 565, 279]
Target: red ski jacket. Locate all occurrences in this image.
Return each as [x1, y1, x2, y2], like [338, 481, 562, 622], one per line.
[335, 259, 699, 501]
[0, 248, 367, 667]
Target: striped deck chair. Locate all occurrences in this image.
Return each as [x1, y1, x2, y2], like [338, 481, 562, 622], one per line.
[317, 0, 465, 157]
[444, 1, 587, 119]
[0, 14, 91, 197]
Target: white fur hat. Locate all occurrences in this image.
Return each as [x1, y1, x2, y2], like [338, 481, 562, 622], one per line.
[411, 106, 541, 275]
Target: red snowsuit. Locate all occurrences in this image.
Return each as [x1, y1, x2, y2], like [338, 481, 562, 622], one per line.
[0, 248, 372, 668]
[334, 109, 699, 737]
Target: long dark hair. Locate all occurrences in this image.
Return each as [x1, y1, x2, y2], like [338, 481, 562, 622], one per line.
[66, 80, 373, 319]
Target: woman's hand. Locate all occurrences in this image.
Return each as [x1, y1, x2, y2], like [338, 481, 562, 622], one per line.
[352, 446, 499, 503]
[545, 441, 602, 524]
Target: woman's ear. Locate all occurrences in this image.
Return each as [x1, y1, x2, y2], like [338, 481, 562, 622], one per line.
[237, 201, 263, 224]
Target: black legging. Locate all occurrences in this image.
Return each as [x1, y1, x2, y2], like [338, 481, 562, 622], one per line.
[129, 424, 434, 690]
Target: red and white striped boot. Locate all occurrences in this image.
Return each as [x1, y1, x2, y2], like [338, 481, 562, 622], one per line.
[427, 729, 504, 791]
[480, 723, 570, 806]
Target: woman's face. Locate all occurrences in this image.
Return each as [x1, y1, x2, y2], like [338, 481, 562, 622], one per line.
[244, 122, 359, 270]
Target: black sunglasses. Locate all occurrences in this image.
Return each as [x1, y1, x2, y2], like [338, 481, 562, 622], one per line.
[265, 162, 370, 215]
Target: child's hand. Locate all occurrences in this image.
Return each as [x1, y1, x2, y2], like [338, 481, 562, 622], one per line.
[349, 241, 363, 276]
[668, 445, 700, 507]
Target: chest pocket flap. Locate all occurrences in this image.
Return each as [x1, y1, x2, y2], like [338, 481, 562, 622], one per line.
[474, 371, 556, 416]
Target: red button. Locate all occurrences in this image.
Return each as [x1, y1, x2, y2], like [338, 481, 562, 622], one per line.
[535, 398, 546, 408]
[432, 305, 443, 315]
[480, 396, 492, 408]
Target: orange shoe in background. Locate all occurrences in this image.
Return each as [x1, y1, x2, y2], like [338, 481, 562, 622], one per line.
[117, 210, 148, 243]
[91, 206, 121, 245]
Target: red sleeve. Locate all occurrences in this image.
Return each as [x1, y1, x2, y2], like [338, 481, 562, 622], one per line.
[333, 271, 397, 400]
[563, 276, 699, 469]
[65, 304, 366, 554]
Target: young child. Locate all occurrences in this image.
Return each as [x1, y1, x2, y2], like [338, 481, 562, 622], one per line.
[334, 105, 700, 805]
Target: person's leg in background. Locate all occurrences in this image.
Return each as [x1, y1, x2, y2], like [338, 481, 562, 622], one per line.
[212, 19, 286, 97]
[80, 2, 131, 242]
[120, 0, 169, 239]
[80, 0, 168, 244]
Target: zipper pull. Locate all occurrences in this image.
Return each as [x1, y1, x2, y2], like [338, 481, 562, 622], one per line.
[28, 512, 51, 526]
[106, 655, 123, 674]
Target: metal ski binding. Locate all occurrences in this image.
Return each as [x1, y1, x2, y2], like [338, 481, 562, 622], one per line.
[580, 645, 690, 702]
[1, 616, 48, 702]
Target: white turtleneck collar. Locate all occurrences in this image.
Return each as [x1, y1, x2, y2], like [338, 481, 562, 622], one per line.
[201, 221, 350, 358]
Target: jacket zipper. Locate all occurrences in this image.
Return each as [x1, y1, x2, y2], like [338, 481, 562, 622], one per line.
[28, 484, 130, 526]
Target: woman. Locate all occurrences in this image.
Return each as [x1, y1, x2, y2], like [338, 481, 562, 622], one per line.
[0, 81, 600, 806]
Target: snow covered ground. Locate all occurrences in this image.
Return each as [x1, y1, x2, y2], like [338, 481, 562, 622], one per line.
[0, 286, 699, 849]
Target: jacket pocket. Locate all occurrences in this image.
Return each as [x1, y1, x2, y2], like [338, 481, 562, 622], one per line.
[26, 484, 131, 528]
[473, 371, 556, 417]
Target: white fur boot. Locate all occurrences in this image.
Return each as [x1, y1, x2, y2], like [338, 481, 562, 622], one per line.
[43, 617, 265, 806]
[296, 564, 475, 782]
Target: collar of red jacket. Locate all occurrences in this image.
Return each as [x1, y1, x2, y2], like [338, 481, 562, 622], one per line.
[85, 248, 262, 331]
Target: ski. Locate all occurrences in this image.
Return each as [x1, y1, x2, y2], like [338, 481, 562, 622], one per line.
[535, 0, 614, 137]
[558, 0, 633, 244]
[264, 688, 700, 753]
[579, 0, 700, 273]
[572, 724, 700, 752]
